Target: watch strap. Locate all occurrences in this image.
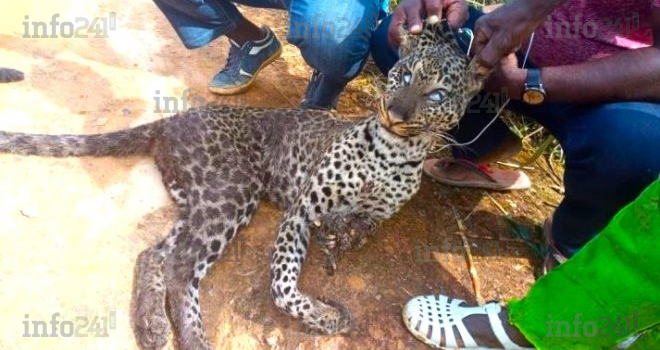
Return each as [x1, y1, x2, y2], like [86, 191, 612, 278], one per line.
[525, 68, 541, 88]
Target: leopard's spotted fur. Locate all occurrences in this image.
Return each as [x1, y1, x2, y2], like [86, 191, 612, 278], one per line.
[0, 21, 486, 350]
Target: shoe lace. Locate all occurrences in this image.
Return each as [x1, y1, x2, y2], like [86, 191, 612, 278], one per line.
[220, 44, 243, 74]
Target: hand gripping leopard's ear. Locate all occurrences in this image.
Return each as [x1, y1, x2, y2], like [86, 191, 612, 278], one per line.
[466, 56, 492, 95]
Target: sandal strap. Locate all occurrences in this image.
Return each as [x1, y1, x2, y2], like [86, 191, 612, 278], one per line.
[545, 226, 568, 264]
[453, 299, 479, 348]
[439, 159, 498, 184]
[404, 295, 534, 349]
[441, 297, 485, 348]
[485, 303, 529, 350]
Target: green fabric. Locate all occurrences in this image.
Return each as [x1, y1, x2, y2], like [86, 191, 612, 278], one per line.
[508, 179, 660, 350]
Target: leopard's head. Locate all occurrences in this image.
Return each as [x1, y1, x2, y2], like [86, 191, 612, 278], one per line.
[379, 20, 489, 138]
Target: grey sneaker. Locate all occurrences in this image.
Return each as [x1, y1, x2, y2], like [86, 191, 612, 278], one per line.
[209, 26, 282, 95]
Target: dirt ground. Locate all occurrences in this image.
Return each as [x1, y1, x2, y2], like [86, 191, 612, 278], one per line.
[0, 1, 563, 350]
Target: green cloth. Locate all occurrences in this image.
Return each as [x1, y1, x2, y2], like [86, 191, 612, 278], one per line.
[508, 179, 660, 350]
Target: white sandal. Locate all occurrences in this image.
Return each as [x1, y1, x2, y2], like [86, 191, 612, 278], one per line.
[402, 294, 535, 350]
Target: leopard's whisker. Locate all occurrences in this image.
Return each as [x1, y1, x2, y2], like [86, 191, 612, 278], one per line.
[421, 130, 458, 145]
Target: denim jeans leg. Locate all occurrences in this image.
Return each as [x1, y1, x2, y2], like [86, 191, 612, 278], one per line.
[153, 0, 242, 49]
[510, 101, 660, 256]
[288, 0, 384, 108]
[154, 0, 290, 49]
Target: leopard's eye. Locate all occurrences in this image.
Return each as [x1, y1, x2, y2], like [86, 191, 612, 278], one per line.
[428, 90, 445, 102]
[402, 71, 412, 85]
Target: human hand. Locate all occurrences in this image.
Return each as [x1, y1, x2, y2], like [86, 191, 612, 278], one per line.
[472, 0, 566, 70]
[483, 53, 527, 100]
[388, 0, 469, 47]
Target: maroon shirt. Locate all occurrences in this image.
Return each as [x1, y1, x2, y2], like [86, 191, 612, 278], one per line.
[529, 0, 658, 67]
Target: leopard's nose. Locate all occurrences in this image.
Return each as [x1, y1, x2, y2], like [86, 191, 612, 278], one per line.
[387, 106, 411, 124]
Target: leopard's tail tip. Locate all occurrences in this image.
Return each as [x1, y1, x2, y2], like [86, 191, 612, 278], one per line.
[0, 122, 160, 157]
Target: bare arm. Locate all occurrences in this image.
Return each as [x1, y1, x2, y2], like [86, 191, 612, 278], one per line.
[487, 7, 660, 103]
[540, 8, 660, 103]
[473, 0, 569, 69]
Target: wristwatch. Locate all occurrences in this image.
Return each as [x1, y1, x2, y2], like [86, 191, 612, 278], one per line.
[522, 68, 546, 105]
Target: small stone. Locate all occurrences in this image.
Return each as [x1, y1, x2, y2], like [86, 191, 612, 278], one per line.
[95, 117, 108, 126]
[121, 108, 131, 116]
[375, 294, 382, 301]
[20, 206, 38, 218]
[0, 68, 24, 83]
[265, 336, 278, 346]
[347, 276, 366, 291]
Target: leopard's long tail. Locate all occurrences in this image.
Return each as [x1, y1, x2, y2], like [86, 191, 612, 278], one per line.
[0, 121, 164, 157]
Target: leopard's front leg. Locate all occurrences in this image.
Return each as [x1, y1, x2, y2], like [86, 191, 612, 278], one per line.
[270, 209, 352, 335]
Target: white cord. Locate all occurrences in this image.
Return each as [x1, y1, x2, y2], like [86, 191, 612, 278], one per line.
[458, 28, 475, 56]
[434, 31, 535, 153]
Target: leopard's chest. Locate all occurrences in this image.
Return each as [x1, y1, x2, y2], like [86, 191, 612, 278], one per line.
[357, 149, 425, 219]
[308, 119, 428, 221]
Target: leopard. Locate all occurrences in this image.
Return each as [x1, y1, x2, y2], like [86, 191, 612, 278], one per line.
[0, 20, 487, 350]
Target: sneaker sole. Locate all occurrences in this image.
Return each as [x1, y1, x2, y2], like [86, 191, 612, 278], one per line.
[208, 45, 283, 96]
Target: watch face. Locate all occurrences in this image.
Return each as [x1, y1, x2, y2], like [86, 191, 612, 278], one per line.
[523, 89, 545, 105]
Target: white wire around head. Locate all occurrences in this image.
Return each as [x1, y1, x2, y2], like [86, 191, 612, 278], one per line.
[457, 28, 475, 56]
[432, 30, 536, 153]
[521, 31, 535, 68]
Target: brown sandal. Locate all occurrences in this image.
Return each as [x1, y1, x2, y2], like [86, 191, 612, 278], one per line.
[423, 158, 531, 191]
[542, 217, 568, 275]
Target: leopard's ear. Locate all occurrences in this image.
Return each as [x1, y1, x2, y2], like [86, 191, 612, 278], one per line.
[398, 23, 418, 58]
[466, 57, 493, 95]
[399, 20, 464, 58]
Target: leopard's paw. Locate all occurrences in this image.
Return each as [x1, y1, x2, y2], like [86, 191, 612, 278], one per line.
[135, 294, 171, 349]
[306, 297, 352, 335]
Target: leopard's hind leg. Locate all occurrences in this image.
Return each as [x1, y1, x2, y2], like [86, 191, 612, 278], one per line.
[163, 172, 262, 350]
[135, 178, 190, 349]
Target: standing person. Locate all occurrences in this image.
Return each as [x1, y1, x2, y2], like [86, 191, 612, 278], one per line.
[154, 0, 388, 109]
[370, 0, 660, 348]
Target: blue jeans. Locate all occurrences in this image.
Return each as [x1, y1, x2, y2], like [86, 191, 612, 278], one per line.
[370, 8, 660, 256]
[154, 0, 388, 106]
